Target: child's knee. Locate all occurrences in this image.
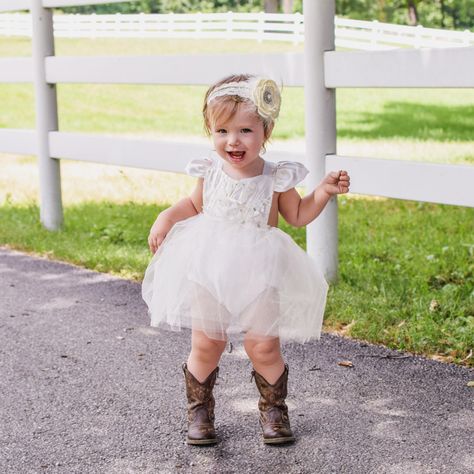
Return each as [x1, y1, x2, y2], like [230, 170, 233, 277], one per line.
[192, 330, 227, 357]
[244, 336, 281, 365]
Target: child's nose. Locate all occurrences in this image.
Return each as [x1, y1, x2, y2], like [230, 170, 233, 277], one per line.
[228, 133, 240, 146]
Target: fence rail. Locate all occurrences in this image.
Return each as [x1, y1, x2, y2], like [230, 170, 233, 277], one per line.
[1, 12, 473, 50]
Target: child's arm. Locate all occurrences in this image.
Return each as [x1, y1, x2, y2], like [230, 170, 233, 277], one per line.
[148, 178, 204, 253]
[278, 170, 350, 227]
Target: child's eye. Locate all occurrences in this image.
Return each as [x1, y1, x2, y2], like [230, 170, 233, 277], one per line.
[216, 129, 227, 134]
[241, 128, 252, 133]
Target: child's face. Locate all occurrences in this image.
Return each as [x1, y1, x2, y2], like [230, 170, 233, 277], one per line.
[210, 104, 267, 170]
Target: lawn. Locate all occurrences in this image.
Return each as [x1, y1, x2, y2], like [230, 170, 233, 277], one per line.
[1, 36, 473, 366]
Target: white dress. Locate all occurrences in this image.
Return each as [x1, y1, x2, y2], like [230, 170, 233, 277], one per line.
[142, 156, 328, 343]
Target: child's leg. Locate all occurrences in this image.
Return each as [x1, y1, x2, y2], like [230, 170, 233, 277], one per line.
[243, 333, 285, 384]
[244, 332, 294, 444]
[183, 329, 226, 445]
[187, 329, 227, 382]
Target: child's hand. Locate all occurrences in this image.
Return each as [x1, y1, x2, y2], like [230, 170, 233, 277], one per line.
[321, 170, 350, 196]
[148, 225, 168, 254]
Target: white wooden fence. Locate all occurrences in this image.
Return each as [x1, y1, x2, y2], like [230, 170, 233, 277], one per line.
[1, 10, 474, 50]
[1, 0, 474, 281]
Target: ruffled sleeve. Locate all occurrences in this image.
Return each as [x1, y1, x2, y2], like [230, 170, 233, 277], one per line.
[274, 161, 309, 192]
[184, 158, 213, 178]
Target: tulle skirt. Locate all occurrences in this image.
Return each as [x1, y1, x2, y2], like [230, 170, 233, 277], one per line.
[142, 214, 328, 343]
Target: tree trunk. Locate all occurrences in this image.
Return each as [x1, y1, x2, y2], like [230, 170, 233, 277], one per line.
[407, 0, 418, 26]
[377, 0, 387, 23]
[264, 0, 279, 13]
[282, 0, 293, 14]
[440, 0, 445, 28]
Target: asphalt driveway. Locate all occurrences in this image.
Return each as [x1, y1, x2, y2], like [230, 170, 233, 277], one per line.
[1, 247, 473, 474]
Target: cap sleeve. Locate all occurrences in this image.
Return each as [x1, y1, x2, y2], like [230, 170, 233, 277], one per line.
[184, 158, 212, 178]
[274, 161, 309, 192]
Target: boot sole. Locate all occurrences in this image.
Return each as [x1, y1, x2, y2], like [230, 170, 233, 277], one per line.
[263, 436, 295, 445]
[187, 438, 218, 446]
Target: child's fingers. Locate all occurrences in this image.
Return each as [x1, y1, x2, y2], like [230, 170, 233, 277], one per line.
[148, 235, 158, 254]
[338, 170, 350, 193]
[148, 239, 156, 254]
[339, 170, 350, 179]
[149, 234, 165, 254]
[328, 171, 341, 183]
[339, 172, 350, 183]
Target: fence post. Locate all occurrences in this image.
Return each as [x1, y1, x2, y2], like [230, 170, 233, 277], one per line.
[5, 13, 11, 36]
[31, 1, 63, 230]
[258, 10, 265, 42]
[463, 29, 470, 46]
[303, 0, 338, 282]
[414, 24, 423, 48]
[371, 19, 379, 48]
[168, 12, 174, 34]
[293, 11, 302, 45]
[196, 11, 202, 39]
[226, 11, 233, 39]
[114, 12, 121, 36]
[91, 12, 97, 39]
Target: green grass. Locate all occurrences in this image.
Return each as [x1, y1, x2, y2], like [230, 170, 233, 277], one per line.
[1, 36, 473, 366]
[327, 198, 474, 365]
[0, 37, 303, 57]
[1, 197, 472, 366]
[3, 83, 474, 146]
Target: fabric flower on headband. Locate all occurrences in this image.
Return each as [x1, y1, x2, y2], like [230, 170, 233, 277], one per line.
[252, 78, 281, 121]
[207, 77, 281, 121]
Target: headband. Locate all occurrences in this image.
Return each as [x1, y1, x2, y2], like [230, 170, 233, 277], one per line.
[206, 77, 281, 121]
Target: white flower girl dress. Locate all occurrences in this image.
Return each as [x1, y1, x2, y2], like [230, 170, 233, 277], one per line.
[142, 156, 328, 343]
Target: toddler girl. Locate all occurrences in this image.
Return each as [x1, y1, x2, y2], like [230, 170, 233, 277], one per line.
[142, 74, 350, 446]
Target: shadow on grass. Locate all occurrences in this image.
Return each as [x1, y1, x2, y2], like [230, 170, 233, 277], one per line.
[338, 101, 474, 141]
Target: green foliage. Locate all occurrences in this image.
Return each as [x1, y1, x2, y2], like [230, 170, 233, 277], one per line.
[159, 0, 262, 13]
[294, 0, 474, 30]
[58, 0, 262, 14]
[58, 1, 161, 14]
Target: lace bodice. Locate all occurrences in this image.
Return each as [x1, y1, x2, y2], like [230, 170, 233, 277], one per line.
[185, 157, 308, 228]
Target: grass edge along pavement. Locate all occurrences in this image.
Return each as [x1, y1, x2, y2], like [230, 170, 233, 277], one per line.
[0, 197, 472, 368]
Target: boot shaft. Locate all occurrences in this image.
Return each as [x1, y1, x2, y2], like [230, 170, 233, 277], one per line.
[183, 364, 219, 407]
[251, 364, 289, 412]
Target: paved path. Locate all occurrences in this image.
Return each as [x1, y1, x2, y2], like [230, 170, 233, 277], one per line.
[1, 248, 473, 474]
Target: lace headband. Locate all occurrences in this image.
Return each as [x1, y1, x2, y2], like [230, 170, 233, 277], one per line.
[206, 77, 281, 121]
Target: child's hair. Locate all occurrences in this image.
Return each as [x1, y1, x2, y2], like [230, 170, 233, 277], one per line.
[203, 74, 275, 144]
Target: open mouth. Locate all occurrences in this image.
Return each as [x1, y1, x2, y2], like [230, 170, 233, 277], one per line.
[227, 151, 245, 162]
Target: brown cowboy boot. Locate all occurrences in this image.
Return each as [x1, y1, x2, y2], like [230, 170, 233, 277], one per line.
[251, 364, 295, 444]
[183, 363, 219, 445]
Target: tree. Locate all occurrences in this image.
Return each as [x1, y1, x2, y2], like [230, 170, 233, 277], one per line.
[282, 0, 294, 14]
[407, 0, 419, 25]
[264, 0, 279, 13]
